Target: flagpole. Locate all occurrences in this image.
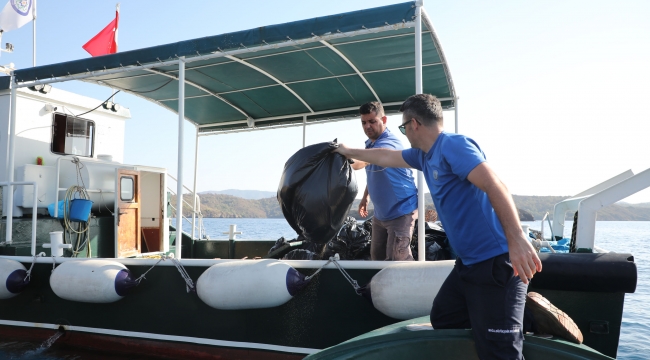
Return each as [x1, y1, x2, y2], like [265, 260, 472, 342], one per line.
[115, 3, 119, 51]
[32, 0, 36, 66]
[32, 20, 35, 66]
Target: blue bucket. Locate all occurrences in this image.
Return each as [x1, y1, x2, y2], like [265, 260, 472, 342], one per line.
[69, 199, 93, 222]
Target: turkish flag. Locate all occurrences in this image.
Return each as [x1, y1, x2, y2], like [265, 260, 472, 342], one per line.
[82, 6, 119, 57]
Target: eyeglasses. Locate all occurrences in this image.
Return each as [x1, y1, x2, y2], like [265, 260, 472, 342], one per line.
[398, 118, 420, 135]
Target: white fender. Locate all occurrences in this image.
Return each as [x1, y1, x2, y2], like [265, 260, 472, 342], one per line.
[370, 260, 455, 320]
[197, 259, 309, 310]
[0, 258, 28, 299]
[50, 260, 136, 303]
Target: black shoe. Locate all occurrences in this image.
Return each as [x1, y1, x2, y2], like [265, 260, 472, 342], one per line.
[525, 292, 583, 344]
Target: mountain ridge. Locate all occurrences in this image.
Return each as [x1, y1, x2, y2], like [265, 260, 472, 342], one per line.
[183, 192, 650, 221]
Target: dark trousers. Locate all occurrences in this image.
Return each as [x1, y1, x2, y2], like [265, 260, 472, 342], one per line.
[430, 253, 528, 360]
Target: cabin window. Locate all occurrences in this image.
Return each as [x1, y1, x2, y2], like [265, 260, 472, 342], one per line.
[51, 113, 95, 157]
[120, 177, 135, 201]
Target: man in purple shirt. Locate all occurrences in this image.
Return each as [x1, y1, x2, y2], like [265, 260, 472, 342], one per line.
[351, 102, 418, 261]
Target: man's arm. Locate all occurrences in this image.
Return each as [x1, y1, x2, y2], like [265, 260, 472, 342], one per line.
[335, 144, 411, 168]
[358, 186, 370, 218]
[467, 162, 542, 284]
[350, 160, 368, 171]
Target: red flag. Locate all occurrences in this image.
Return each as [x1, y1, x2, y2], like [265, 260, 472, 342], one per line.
[82, 5, 119, 57]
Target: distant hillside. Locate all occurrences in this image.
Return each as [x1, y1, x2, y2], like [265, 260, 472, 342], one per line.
[620, 202, 650, 209]
[175, 194, 282, 218]
[179, 193, 650, 221]
[511, 195, 650, 221]
[200, 189, 276, 200]
[350, 196, 531, 221]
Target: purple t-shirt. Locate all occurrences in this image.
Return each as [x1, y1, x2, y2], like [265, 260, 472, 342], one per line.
[365, 129, 418, 221]
[402, 132, 508, 265]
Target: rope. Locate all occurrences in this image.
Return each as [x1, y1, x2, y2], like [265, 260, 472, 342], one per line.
[570, 211, 579, 253]
[134, 254, 196, 293]
[304, 253, 362, 295]
[60, 157, 92, 257]
[134, 257, 166, 284]
[23, 252, 46, 282]
[331, 256, 362, 295]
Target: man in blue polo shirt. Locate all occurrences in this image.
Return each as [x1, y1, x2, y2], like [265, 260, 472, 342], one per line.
[351, 102, 418, 261]
[335, 94, 582, 359]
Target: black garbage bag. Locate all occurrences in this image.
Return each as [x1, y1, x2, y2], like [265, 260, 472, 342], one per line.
[362, 217, 373, 233]
[267, 235, 325, 259]
[321, 217, 371, 260]
[269, 236, 291, 254]
[411, 219, 453, 261]
[282, 249, 320, 260]
[278, 140, 358, 245]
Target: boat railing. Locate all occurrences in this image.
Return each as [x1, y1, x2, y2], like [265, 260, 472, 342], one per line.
[1, 181, 38, 255]
[166, 173, 206, 240]
[551, 167, 650, 250]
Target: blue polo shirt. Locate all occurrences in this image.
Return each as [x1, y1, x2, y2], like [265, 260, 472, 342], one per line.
[401, 132, 508, 265]
[365, 129, 418, 221]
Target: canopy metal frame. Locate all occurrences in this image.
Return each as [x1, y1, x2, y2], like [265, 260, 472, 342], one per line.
[4, 1, 458, 261]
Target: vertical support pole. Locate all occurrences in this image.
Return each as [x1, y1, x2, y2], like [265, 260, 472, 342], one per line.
[32, 14, 36, 67]
[454, 97, 459, 134]
[191, 126, 199, 241]
[415, 1, 426, 262]
[5, 75, 17, 244]
[302, 115, 307, 148]
[175, 57, 185, 259]
[30, 183, 37, 255]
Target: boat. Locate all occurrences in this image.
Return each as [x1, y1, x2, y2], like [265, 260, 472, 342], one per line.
[0, 1, 646, 358]
[304, 316, 616, 360]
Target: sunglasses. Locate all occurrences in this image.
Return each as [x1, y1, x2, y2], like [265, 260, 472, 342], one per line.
[398, 118, 420, 135]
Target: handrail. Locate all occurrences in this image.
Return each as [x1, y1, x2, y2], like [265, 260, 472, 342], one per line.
[166, 173, 195, 195]
[1, 181, 38, 255]
[550, 167, 650, 250]
[166, 187, 198, 212]
[576, 167, 650, 249]
[551, 169, 635, 238]
[167, 203, 195, 227]
[166, 184, 206, 240]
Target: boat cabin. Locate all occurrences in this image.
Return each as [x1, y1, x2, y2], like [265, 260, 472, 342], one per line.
[0, 87, 169, 258]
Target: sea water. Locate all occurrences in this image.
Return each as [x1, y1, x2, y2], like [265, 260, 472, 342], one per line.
[1, 219, 647, 359]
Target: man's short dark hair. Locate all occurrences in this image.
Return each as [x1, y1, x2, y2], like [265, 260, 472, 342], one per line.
[359, 101, 384, 117]
[399, 94, 443, 126]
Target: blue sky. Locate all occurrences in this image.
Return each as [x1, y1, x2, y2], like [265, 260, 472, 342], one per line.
[3, 0, 650, 203]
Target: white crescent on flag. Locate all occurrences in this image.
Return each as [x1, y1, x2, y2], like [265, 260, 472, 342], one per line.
[0, 0, 35, 32]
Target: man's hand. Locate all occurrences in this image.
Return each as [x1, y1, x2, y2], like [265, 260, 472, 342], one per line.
[359, 198, 369, 217]
[333, 143, 351, 157]
[508, 231, 542, 284]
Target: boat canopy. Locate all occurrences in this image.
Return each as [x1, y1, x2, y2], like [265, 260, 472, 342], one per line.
[6, 1, 455, 134]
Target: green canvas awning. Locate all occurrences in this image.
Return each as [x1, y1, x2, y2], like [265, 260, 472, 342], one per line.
[11, 1, 455, 134]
